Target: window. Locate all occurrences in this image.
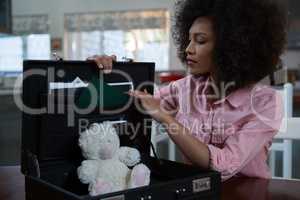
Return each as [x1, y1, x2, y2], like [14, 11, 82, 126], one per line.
[65, 10, 169, 71]
[0, 36, 22, 73]
[26, 34, 50, 60]
[0, 34, 50, 75]
[0, 15, 50, 76]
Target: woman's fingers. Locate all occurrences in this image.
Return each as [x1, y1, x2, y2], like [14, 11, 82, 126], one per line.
[102, 57, 113, 74]
[111, 55, 117, 61]
[94, 56, 105, 69]
[127, 90, 151, 98]
[87, 55, 116, 73]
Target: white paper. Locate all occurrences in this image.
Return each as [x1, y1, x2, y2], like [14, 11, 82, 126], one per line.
[49, 77, 89, 92]
[107, 82, 134, 91]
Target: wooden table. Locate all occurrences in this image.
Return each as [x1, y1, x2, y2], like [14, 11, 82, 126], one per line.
[0, 166, 24, 200]
[222, 177, 300, 200]
[1, 166, 300, 200]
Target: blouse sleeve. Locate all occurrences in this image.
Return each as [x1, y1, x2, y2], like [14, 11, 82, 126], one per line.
[153, 81, 179, 112]
[207, 87, 283, 181]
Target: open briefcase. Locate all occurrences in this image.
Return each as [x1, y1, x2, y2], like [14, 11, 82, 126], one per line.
[21, 60, 221, 200]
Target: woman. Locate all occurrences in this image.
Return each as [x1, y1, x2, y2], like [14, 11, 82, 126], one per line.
[89, 0, 287, 181]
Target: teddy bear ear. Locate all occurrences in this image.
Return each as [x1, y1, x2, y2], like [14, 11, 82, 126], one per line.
[79, 130, 85, 136]
[88, 123, 101, 134]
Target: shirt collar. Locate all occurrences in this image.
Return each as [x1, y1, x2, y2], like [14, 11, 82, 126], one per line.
[223, 86, 252, 108]
[200, 76, 252, 108]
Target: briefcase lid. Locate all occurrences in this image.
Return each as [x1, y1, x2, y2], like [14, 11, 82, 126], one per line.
[21, 60, 155, 175]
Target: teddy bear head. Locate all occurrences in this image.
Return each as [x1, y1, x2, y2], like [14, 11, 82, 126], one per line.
[79, 122, 120, 160]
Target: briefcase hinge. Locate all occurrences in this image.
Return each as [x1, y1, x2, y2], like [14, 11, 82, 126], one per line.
[52, 52, 63, 61]
[24, 150, 41, 178]
[121, 57, 134, 62]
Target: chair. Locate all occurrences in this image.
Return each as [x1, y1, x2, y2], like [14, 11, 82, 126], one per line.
[269, 83, 293, 178]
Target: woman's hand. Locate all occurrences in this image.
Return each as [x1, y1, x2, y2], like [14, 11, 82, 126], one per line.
[87, 55, 117, 74]
[127, 89, 172, 123]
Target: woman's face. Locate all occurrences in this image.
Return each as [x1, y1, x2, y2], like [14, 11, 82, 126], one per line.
[185, 17, 216, 76]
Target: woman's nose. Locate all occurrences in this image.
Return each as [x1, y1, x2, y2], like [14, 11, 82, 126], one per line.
[185, 41, 195, 55]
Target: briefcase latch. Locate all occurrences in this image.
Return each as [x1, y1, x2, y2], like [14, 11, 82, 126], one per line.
[192, 177, 211, 193]
[121, 57, 134, 62]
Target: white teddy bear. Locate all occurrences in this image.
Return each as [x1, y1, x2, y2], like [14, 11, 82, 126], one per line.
[77, 122, 151, 196]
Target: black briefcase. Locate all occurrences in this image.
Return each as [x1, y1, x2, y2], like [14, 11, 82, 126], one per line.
[21, 60, 221, 200]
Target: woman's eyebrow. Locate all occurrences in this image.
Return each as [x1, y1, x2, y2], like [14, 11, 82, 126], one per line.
[189, 32, 208, 37]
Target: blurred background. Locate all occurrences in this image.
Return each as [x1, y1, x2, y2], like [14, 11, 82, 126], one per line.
[0, 0, 300, 179]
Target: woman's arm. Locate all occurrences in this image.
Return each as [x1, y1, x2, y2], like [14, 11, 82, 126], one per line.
[128, 90, 210, 169]
[129, 87, 283, 180]
[163, 115, 210, 169]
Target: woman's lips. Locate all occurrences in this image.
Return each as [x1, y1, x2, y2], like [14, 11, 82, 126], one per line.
[186, 59, 197, 66]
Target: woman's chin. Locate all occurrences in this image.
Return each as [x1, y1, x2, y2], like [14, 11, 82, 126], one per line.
[187, 68, 209, 76]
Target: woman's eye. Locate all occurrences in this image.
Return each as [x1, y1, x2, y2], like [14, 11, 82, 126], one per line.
[195, 35, 206, 44]
[197, 40, 206, 44]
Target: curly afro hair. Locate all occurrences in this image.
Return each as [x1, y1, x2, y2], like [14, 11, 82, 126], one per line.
[172, 0, 288, 90]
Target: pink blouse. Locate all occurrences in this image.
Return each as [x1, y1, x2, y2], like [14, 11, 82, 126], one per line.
[154, 75, 283, 181]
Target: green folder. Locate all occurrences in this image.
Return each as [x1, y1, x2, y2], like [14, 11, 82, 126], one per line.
[76, 76, 131, 110]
